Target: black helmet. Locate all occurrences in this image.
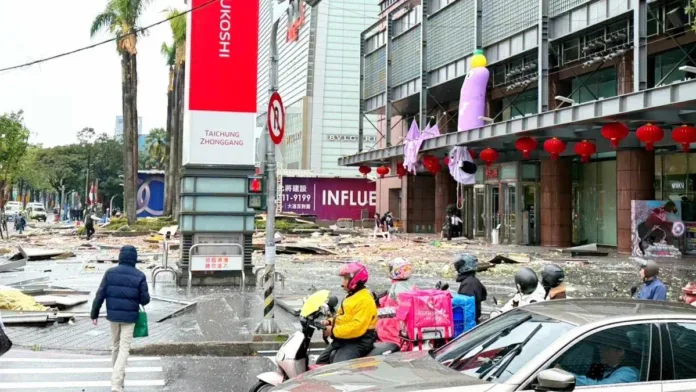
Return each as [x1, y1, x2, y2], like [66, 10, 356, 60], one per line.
[541, 264, 565, 290]
[642, 260, 660, 279]
[515, 267, 539, 295]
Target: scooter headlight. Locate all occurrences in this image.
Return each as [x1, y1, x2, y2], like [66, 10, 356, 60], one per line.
[276, 351, 285, 362]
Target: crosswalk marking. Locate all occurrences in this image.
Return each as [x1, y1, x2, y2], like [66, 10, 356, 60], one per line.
[0, 380, 166, 390]
[0, 353, 165, 390]
[0, 366, 163, 374]
[0, 356, 161, 363]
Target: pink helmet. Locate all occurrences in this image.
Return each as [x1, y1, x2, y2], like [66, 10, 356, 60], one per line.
[338, 262, 369, 291]
[388, 258, 412, 280]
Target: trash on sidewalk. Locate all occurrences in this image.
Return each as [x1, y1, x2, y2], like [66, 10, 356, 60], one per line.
[151, 295, 197, 322]
[489, 253, 531, 264]
[561, 243, 597, 253]
[158, 225, 178, 236]
[0, 287, 49, 311]
[18, 245, 75, 261]
[276, 295, 305, 316]
[33, 295, 89, 309]
[0, 258, 27, 273]
[253, 242, 338, 255]
[275, 232, 285, 244]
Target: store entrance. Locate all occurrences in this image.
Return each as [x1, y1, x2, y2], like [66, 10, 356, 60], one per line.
[500, 183, 517, 244]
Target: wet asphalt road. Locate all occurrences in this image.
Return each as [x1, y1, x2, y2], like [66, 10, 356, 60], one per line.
[0, 349, 275, 392]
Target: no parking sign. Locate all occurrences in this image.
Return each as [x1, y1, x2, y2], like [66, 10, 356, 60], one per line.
[267, 92, 285, 145]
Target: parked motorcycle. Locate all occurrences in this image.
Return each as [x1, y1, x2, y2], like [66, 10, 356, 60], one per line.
[249, 290, 398, 392]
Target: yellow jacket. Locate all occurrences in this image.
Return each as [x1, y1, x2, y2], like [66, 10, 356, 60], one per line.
[332, 288, 378, 340]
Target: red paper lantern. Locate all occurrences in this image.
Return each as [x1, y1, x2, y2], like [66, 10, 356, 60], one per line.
[422, 155, 438, 170]
[543, 138, 566, 160]
[376, 166, 390, 178]
[479, 148, 499, 166]
[636, 123, 664, 151]
[358, 165, 371, 177]
[444, 156, 450, 166]
[396, 162, 407, 178]
[601, 122, 630, 149]
[672, 125, 696, 153]
[468, 149, 477, 159]
[515, 137, 538, 159]
[574, 140, 597, 163]
[427, 160, 442, 174]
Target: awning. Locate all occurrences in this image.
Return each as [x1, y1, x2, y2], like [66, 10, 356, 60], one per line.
[340, 79, 696, 167]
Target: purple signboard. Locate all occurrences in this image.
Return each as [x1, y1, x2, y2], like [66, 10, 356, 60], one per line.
[280, 177, 376, 221]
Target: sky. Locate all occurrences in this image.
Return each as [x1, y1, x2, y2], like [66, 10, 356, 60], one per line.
[0, 0, 186, 147]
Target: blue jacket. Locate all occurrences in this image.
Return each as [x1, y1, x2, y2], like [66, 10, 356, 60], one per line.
[637, 278, 667, 301]
[91, 246, 150, 323]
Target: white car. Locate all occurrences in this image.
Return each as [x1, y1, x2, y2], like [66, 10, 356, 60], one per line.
[3, 204, 20, 222]
[273, 299, 696, 392]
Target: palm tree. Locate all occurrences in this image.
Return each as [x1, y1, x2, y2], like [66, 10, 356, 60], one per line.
[90, 0, 151, 225]
[162, 8, 186, 219]
[161, 42, 175, 215]
[145, 128, 168, 169]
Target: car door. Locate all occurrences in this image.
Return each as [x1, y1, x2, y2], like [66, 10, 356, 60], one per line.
[518, 322, 662, 392]
[661, 322, 696, 392]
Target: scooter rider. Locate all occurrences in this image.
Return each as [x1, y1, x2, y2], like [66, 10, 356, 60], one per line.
[494, 267, 546, 316]
[377, 258, 414, 345]
[454, 254, 488, 323]
[633, 259, 667, 301]
[317, 262, 378, 364]
[541, 264, 567, 300]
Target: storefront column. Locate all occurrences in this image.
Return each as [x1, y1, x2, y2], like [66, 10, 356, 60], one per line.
[617, 51, 634, 95]
[617, 149, 655, 253]
[541, 159, 572, 247]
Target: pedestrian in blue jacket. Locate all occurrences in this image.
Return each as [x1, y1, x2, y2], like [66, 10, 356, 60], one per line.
[91, 245, 150, 392]
[635, 260, 667, 301]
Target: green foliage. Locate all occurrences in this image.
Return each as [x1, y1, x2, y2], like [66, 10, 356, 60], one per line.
[90, 0, 153, 53]
[144, 128, 168, 169]
[0, 111, 30, 180]
[106, 216, 177, 232]
[687, 2, 696, 31]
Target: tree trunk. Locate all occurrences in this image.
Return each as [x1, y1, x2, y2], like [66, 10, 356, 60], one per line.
[121, 52, 138, 225]
[164, 67, 174, 216]
[168, 65, 181, 221]
[172, 63, 186, 221]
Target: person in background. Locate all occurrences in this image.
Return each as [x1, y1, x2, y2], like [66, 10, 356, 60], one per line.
[84, 208, 99, 240]
[14, 212, 26, 234]
[0, 207, 5, 240]
[454, 254, 487, 323]
[373, 213, 383, 239]
[91, 245, 150, 392]
[541, 264, 567, 300]
[633, 260, 667, 301]
[448, 214, 463, 241]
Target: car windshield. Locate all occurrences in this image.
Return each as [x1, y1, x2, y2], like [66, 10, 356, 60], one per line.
[34, 207, 44, 212]
[434, 309, 574, 383]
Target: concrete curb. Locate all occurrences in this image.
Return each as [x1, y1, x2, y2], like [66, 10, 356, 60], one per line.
[130, 341, 326, 357]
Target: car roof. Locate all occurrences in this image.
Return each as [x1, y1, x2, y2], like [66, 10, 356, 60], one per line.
[521, 298, 696, 325]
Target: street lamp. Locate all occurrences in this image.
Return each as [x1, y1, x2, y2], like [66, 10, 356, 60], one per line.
[555, 96, 575, 105]
[679, 65, 696, 74]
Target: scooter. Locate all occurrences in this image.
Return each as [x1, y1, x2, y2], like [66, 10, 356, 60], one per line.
[250, 290, 399, 392]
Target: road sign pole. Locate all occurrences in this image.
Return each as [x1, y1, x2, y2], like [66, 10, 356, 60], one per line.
[259, 0, 282, 335]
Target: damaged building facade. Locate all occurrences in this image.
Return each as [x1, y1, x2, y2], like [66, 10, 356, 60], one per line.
[342, 0, 696, 253]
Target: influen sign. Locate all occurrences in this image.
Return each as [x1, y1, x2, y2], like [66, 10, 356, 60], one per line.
[183, 0, 259, 165]
[286, 0, 305, 42]
[280, 177, 377, 221]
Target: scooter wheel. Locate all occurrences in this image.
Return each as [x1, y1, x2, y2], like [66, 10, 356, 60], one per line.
[249, 381, 274, 392]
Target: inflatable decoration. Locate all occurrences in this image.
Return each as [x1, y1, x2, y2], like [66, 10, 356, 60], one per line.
[457, 49, 490, 133]
[447, 147, 476, 185]
[403, 121, 440, 175]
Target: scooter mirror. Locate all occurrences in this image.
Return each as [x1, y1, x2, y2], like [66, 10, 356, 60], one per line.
[327, 296, 339, 312]
[492, 296, 499, 305]
[440, 283, 450, 291]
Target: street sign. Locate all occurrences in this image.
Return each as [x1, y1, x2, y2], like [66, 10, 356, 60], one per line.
[267, 92, 285, 145]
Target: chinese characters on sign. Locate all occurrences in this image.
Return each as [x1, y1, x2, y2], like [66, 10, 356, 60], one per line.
[204, 256, 231, 270]
[282, 184, 312, 211]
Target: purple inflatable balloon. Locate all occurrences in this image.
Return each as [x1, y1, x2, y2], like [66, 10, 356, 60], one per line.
[457, 51, 490, 133]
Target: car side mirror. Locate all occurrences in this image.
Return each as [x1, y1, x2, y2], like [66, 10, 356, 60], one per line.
[535, 369, 576, 392]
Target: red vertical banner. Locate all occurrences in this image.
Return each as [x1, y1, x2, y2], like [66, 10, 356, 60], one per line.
[188, 0, 259, 113]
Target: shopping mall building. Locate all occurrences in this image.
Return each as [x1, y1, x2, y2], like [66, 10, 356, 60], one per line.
[340, 0, 696, 253]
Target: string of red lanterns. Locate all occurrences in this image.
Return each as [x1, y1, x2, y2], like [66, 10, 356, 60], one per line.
[396, 162, 407, 178]
[358, 165, 371, 177]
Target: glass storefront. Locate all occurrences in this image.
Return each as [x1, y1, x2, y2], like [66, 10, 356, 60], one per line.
[573, 159, 618, 246]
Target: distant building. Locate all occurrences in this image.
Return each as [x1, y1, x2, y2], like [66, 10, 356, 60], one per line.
[115, 116, 144, 150]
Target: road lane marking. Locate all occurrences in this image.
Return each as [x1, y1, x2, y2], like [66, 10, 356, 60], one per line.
[0, 356, 161, 363]
[0, 366, 163, 374]
[0, 380, 166, 389]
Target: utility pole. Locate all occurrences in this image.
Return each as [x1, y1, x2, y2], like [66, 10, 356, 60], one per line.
[258, 0, 322, 336]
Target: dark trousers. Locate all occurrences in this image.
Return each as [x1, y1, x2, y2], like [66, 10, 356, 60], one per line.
[86, 224, 95, 240]
[316, 330, 377, 364]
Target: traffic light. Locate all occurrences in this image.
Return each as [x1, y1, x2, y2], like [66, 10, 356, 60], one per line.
[247, 176, 266, 210]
